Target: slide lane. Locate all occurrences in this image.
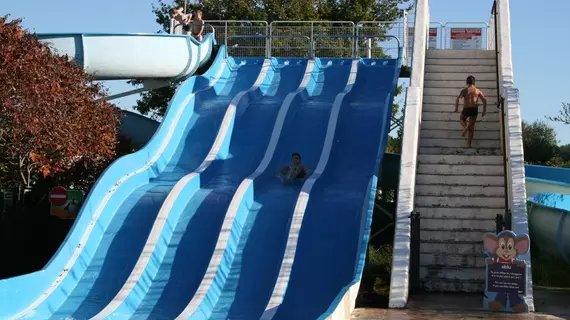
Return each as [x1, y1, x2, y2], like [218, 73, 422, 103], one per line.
[97, 58, 311, 320]
[45, 57, 266, 320]
[185, 58, 356, 320]
[272, 59, 401, 320]
[1, 50, 264, 319]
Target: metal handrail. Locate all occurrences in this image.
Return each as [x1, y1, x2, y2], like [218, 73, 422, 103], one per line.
[270, 20, 355, 26]
[354, 34, 401, 59]
[169, 20, 216, 38]
[269, 34, 313, 58]
[204, 20, 268, 48]
[270, 21, 355, 58]
[492, 1, 512, 230]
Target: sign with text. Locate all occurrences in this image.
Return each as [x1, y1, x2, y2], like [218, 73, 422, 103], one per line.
[450, 28, 482, 50]
[408, 27, 438, 52]
[487, 262, 526, 294]
[483, 230, 530, 313]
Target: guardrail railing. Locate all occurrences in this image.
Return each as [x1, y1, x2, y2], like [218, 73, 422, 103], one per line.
[168, 17, 492, 60]
[169, 18, 406, 60]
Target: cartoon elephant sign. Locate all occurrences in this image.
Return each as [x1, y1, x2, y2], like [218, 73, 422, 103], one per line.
[483, 230, 530, 313]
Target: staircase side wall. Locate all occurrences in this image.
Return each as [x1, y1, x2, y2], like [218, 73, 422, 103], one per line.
[496, 0, 534, 311]
[388, 0, 430, 309]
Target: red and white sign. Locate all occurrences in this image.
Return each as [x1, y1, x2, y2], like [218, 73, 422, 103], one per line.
[408, 27, 438, 50]
[450, 28, 482, 49]
[49, 186, 68, 207]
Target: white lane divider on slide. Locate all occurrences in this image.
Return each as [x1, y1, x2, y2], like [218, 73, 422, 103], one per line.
[90, 59, 271, 320]
[11, 55, 229, 320]
[261, 59, 359, 320]
[175, 60, 316, 320]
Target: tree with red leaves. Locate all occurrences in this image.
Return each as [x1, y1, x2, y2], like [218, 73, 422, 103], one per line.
[0, 16, 120, 194]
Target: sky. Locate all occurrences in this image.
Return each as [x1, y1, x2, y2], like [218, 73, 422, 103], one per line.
[2, 0, 569, 144]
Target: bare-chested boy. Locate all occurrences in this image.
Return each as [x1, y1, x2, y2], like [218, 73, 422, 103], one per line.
[455, 75, 487, 148]
[169, 6, 192, 35]
[190, 10, 205, 41]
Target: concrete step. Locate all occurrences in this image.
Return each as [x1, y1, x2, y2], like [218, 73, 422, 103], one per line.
[420, 217, 497, 231]
[419, 138, 501, 149]
[426, 58, 496, 66]
[420, 266, 485, 281]
[424, 72, 496, 81]
[421, 240, 484, 255]
[421, 278, 485, 292]
[421, 229, 492, 243]
[421, 120, 500, 131]
[416, 184, 505, 197]
[426, 49, 496, 59]
[417, 163, 504, 175]
[424, 80, 496, 89]
[422, 103, 499, 113]
[419, 146, 502, 156]
[415, 207, 505, 219]
[424, 87, 498, 97]
[423, 95, 498, 105]
[422, 111, 500, 122]
[415, 195, 505, 208]
[425, 65, 497, 73]
[421, 253, 486, 268]
[416, 174, 505, 186]
[418, 154, 504, 165]
[420, 128, 500, 140]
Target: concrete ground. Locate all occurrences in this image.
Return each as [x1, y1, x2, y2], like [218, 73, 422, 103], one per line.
[352, 289, 570, 319]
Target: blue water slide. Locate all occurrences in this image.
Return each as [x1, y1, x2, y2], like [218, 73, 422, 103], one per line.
[179, 58, 361, 320]
[36, 33, 215, 80]
[0, 45, 267, 319]
[88, 58, 311, 320]
[527, 192, 570, 265]
[525, 164, 570, 196]
[271, 58, 401, 320]
[525, 164, 570, 266]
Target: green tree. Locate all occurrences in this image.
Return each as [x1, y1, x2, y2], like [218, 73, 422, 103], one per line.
[522, 120, 558, 164]
[558, 144, 570, 162]
[132, 0, 411, 119]
[546, 102, 570, 125]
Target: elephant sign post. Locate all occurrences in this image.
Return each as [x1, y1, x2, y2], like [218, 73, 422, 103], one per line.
[483, 230, 530, 313]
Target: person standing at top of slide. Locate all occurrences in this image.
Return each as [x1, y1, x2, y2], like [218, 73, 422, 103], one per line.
[169, 6, 192, 35]
[190, 10, 205, 41]
[455, 75, 487, 148]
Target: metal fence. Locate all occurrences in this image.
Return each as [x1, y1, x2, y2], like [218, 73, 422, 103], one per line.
[170, 20, 216, 37]
[269, 21, 355, 58]
[170, 17, 492, 57]
[169, 18, 406, 61]
[438, 22, 490, 50]
[205, 20, 268, 57]
[356, 21, 405, 61]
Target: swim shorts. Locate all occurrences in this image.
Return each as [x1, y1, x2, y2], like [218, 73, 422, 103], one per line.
[462, 108, 478, 118]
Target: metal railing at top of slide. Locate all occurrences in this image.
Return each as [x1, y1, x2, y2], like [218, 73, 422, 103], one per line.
[170, 20, 216, 38]
[169, 18, 406, 61]
[417, 20, 491, 50]
[169, 17, 492, 60]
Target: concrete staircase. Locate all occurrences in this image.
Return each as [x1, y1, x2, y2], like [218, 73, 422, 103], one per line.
[416, 49, 505, 292]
